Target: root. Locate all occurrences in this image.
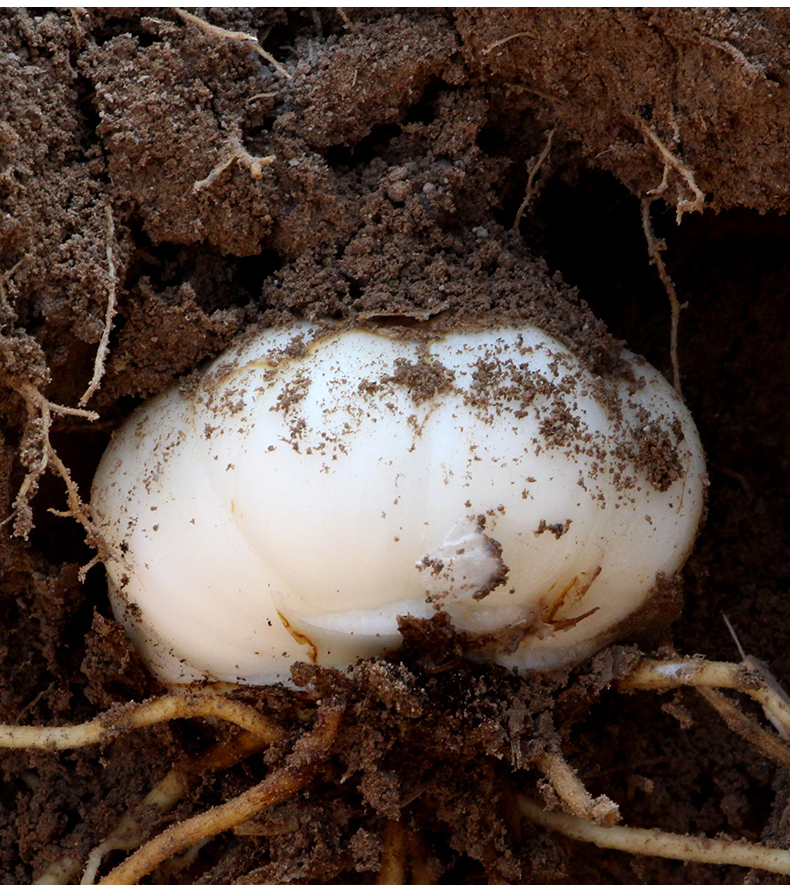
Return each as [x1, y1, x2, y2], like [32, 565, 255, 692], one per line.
[96, 700, 343, 884]
[172, 7, 292, 80]
[518, 652, 790, 878]
[482, 30, 537, 55]
[534, 751, 620, 826]
[378, 819, 407, 885]
[378, 821, 430, 885]
[695, 684, 790, 773]
[620, 656, 790, 771]
[5, 379, 100, 550]
[636, 118, 705, 220]
[514, 129, 554, 230]
[640, 197, 683, 393]
[79, 206, 118, 407]
[517, 794, 790, 876]
[81, 732, 269, 883]
[0, 257, 26, 325]
[337, 8, 359, 35]
[193, 127, 275, 193]
[34, 730, 268, 885]
[621, 657, 790, 738]
[3, 208, 113, 552]
[0, 692, 284, 750]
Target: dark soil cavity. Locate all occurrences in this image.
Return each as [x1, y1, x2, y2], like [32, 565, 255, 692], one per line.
[2, 8, 790, 884]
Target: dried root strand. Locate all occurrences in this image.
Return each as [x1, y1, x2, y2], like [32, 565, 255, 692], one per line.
[517, 794, 790, 876]
[482, 30, 537, 55]
[0, 692, 284, 750]
[193, 128, 275, 193]
[172, 7, 292, 80]
[79, 206, 118, 407]
[637, 118, 705, 220]
[5, 380, 100, 550]
[636, 117, 705, 395]
[640, 197, 683, 394]
[514, 129, 554, 231]
[337, 8, 358, 35]
[97, 700, 344, 885]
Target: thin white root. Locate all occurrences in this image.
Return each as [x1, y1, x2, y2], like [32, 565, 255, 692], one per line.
[517, 794, 790, 876]
[0, 693, 284, 750]
[514, 129, 554, 230]
[694, 684, 790, 773]
[621, 658, 790, 738]
[34, 855, 82, 886]
[172, 7, 292, 80]
[534, 751, 620, 826]
[193, 128, 275, 193]
[640, 197, 683, 393]
[97, 701, 343, 884]
[637, 118, 705, 220]
[80, 206, 118, 407]
[13, 382, 99, 423]
[723, 615, 790, 740]
[620, 657, 790, 771]
[72, 730, 269, 885]
[482, 30, 537, 55]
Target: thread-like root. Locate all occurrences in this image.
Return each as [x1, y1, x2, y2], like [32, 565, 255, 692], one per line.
[96, 700, 343, 884]
[337, 8, 359, 35]
[0, 691, 284, 750]
[193, 127, 275, 193]
[637, 118, 705, 220]
[620, 655, 790, 771]
[518, 794, 790, 876]
[620, 657, 790, 741]
[172, 7, 292, 80]
[534, 751, 620, 826]
[3, 379, 101, 562]
[79, 206, 118, 407]
[640, 197, 684, 393]
[32, 730, 268, 885]
[482, 30, 538, 55]
[514, 129, 554, 230]
[2, 206, 116, 556]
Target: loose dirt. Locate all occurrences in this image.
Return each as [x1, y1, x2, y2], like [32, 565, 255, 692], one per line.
[2, 8, 790, 883]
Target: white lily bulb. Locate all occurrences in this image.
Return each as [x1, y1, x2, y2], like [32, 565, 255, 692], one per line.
[91, 321, 706, 686]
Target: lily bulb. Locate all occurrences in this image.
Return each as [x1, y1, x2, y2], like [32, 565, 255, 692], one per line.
[91, 321, 706, 686]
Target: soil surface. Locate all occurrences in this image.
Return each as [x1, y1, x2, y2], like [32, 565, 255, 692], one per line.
[2, 7, 790, 884]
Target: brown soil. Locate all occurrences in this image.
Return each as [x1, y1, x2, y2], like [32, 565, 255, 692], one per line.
[2, 7, 790, 884]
